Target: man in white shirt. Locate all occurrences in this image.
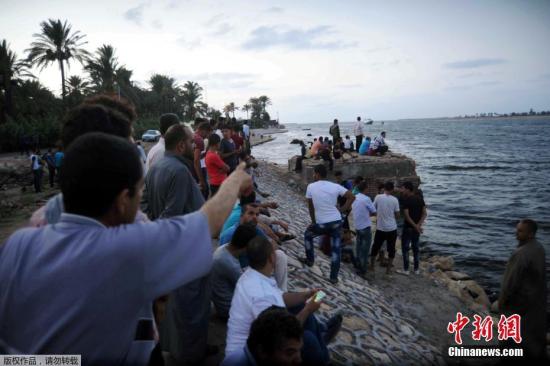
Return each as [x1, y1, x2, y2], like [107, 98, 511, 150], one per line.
[370, 181, 400, 275]
[145, 113, 180, 173]
[302, 164, 355, 284]
[343, 135, 353, 152]
[371, 131, 388, 155]
[351, 181, 377, 277]
[225, 236, 342, 365]
[353, 116, 364, 152]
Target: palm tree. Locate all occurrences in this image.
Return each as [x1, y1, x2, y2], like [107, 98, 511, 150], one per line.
[224, 102, 238, 118]
[241, 103, 251, 119]
[66, 75, 90, 95]
[181, 81, 203, 121]
[26, 19, 89, 100]
[1, 40, 34, 121]
[258, 95, 271, 113]
[85, 44, 119, 93]
[249, 97, 262, 120]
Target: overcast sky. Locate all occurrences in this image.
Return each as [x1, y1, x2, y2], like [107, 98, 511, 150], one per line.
[2, 0, 550, 123]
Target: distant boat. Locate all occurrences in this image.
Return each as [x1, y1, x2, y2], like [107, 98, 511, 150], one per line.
[302, 128, 311, 130]
[366, 120, 373, 125]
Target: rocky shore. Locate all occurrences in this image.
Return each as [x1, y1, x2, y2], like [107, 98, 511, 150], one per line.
[251, 160, 503, 365]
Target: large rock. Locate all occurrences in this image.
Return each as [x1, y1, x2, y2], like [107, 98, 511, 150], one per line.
[446, 271, 471, 281]
[428, 256, 454, 271]
[462, 280, 491, 308]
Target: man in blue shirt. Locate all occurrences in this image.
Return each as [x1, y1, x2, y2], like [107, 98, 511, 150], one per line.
[0, 132, 253, 365]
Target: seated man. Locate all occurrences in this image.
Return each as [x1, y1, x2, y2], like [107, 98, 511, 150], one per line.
[211, 223, 258, 319]
[220, 202, 289, 291]
[0, 132, 252, 365]
[358, 136, 371, 155]
[371, 132, 388, 155]
[222, 306, 303, 366]
[225, 237, 342, 366]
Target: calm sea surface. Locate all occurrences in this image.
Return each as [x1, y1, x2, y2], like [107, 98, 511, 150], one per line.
[253, 117, 550, 307]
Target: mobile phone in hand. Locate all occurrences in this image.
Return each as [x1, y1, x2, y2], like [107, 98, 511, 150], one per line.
[314, 290, 326, 303]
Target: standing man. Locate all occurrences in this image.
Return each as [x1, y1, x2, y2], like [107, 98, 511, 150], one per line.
[397, 182, 427, 276]
[42, 149, 56, 188]
[242, 121, 251, 153]
[193, 121, 212, 200]
[329, 119, 340, 144]
[220, 125, 240, 173]
[54, 147, 64, 178]
[352, 181, 377, 277]
[369, 181, 400, 276]
[354, 116, 364, 152]
[301, 164, 355, 284]
[143, 124, 213, 365]
[498, 219, 547, 360]
[145, 113, 180, 173]
[30, 149, 43, 193]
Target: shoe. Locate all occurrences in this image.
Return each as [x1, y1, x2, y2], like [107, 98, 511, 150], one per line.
[396, 269, 410, 276]
[323, 314, 343, 344]
[280, 234, 296, 242]
[329, 277, 339, 285]
[298, 257, 314, 267]
[414, 269, 420, 275]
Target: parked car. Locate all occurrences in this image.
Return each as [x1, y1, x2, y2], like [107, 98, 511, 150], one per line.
[141, 130, 161, 142]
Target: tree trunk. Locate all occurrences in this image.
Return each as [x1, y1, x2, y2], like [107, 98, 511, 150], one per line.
[59, 59, 66, 101]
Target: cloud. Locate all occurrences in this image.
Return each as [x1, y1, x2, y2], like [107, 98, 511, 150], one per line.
[444, 58, 507, 69]
[176, 37, 202, 50]
[266, 6, 284, 13]
[204, 13, 225, 25]
[124, 3, 147, 26]
[177, 72, 258, 88]
[444, 80, 500, 92]
[338, 83, 364, 89]
[151, 19, 163, 29]
[365, 46, 391, 53]
[210, 23, 234, 36]
[242, 25, 358, 51]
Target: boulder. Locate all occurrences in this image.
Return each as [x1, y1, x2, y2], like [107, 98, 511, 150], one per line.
[446, 271, 471, 281]
[428, 256, 454, 271]
[462, 280, 491, 308]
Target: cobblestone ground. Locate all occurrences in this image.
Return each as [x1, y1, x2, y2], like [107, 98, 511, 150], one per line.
[254, 161, 446, 366]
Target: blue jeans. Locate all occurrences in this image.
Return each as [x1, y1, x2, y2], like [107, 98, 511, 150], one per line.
[355, 227, 372, 272]
[304, 220, 342, 280]
[288, 305, 329, 365]
[401, 227, 420, 271]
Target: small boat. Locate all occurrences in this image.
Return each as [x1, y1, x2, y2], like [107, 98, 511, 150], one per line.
[302, 128, 311, 130]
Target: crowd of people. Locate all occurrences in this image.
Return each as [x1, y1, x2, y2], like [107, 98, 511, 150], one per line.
[294, 117, 389, 173]
[0, 96, 546, 364]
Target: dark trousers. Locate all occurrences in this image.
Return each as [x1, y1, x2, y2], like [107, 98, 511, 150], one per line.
[321, 155, 333, 171]
[47, 167, 55, 187]
[355, 227, 372, 271]
[200, 167, 209, 200]
[32, 169, 42, 193]
[402, 227, 420, 271]
[288, 305, 329, 366]
[371, 230, 397, 259]
[295, 156, 304, 172]
[375, 145, 389, 155]
[356, 135, 363, 152]
[304, 220, 342, 280]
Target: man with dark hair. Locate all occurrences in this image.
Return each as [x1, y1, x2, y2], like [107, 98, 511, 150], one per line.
[146, 113, 180, 172]
[211, 223, 258, 319]
[353, 116, 364, 153]
[30, 103, 134, 227]
[302, 164, 355, 284]
[83, 94, 137, 123]
[226, 236, 341, 365]
[498, 219, 546, 360]
[194, 121, 212, 200]
[223, 306, 303, 366]
[143, 123, 215, 364]
[0, 132, 254, 365]
[206, 133, 230, 196]
[397, 181, 427, 276]
[369, 181, 400, 276]
[371, 131, 388, 155]
[329, 119, 340, 143]
[29, 149, 43, 193]
[352, 181, 377, 277]
[220, 125, 240, 173]
[42, 149, 56, 188]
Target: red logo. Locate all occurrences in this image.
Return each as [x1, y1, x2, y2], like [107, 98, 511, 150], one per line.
[447, 313, 522, 344]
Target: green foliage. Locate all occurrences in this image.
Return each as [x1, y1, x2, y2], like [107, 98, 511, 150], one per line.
[0, 115, 62, 152]
[133, 117, 160, 140]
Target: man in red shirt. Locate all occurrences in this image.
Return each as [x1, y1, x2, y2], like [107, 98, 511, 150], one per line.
[193, 121, 212, 200]
[206, 133, 230, 197]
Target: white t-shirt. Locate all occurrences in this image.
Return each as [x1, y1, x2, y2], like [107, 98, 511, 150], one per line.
[30, 155, 41, 170]
[145, 137, 165, 174]
[353, 121, 364, 136]
[352, 193, 377, 230]
[225, 268, 285, 355]
[373, 193, 400, 232]
[372, 135, 385, 150]
[343, 138, 352, 149]
[306, 180, 348, 224]
[242, 124, 250, 139]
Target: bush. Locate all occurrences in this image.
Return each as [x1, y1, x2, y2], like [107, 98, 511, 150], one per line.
[0, 116, 62, 152]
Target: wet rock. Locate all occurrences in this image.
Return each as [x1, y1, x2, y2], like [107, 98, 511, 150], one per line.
[462, 280, 491, 308]
[446, 271, 471, 281]
[428, 255, 454, 271]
